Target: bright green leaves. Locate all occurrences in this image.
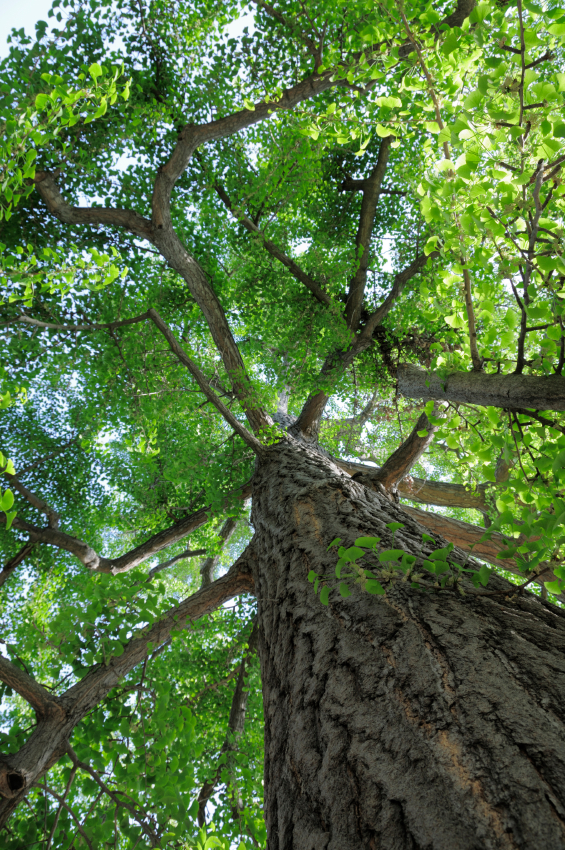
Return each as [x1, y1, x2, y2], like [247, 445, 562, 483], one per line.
[1, 65, 130, 223]
[88, 62, 103, 81]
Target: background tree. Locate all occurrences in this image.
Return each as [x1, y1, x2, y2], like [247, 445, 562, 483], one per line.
[1, 0, 565, 847]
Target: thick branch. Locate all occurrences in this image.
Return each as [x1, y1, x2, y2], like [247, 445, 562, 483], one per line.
[2, 479, 253, 574]
[344, 136, 393, 331]
[0, 655, 63, 721]
[3, 475, 59, 528]
[33, 172, 154, 239]
[398, 364, 565, 412]
[214, 184, 330, 306]
[400, 505, 556, 588]
[16, 312, 150, 333]
[0, 541, 35, 588]
[151, 68, 352, 227]
[292, 252, 435, 439]
[333, 457, 489, 511]
[147, 547, 207, 581]
[148, 309, 265, 452]
[0, 554, 255, 822]
[369, 410, 438, 491]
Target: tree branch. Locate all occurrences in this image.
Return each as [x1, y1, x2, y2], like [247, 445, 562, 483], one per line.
[291, 252, 435, 439]
[33, 172, 154, 239]
[3, 474, 59, 528]
[0, 541, 35, 588]
[148, 309, 265, 452]
[150, 68, 354, 227]
[332, 456, 489, 510]
[398, 363, 565, 412]
[0, 552, 255, 821]
[0, 655, 63, 721]
[147, 547, 207, 581]
[214, 183, 331, 306]
[199, 517, 239, 588]
[362, 409, 439, 492]
[197, 621, 258, 826]
[15, 312, 151, 333]
[400, 505, 556, 588]
[343, 136, 393, 331]
[2, 478, 253, 574]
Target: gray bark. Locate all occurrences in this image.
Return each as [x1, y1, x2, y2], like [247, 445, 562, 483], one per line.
[398, 363, 565, 412]
[249, 438, 565, 850]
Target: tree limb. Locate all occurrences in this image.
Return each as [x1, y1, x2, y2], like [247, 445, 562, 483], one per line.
[15, 312, 151, 333]
[197, 621, 258, 826]
[344, 136, 393, 331]
[398, 363, 565, 412]
[333, 456, 489, 510]
[200, 517, 239, 588]
[147, 547, 207, 581]
[0, 552, 255, 822]
[2, 478, 253, 574]
[0, 655, 63, 722]
[0, 541, 35, 588]
[291, 252, 435, 439]
[362, 410, 439, 492]
[214, 182, 331, 306]
[3, 474, 59, 529]
[148, 309, 265, 452]
[400, 505, 557, 588]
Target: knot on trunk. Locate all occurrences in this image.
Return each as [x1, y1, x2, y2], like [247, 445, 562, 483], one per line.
[0, 765, 26, 798]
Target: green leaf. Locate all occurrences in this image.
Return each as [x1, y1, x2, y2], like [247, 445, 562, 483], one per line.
[339, 582, 352, 597]
[365, 580, 385, 594]
[417, 430, 428, 438]
[354, 536, 381, 549]
[307, 570, 317, 583]
[544, 580, 563, 595]
[35, 93, 50, 110]
[1, 489, 14, 512]
[327, 538, 342, 550]
[341, 546, 366, 562]
[379, 549, 405, 563]
[89, 63, 103, 80]
[478, 564, 491, 587]
[386, 522, 404, 532]
[319, 586, 330, 605]
[441, 30, 460, 55]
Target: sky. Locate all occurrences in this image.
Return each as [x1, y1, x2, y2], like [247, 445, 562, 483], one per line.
[0, 0, 54, 58]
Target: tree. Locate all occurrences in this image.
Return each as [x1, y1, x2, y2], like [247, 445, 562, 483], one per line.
[1, 0, 565, 846]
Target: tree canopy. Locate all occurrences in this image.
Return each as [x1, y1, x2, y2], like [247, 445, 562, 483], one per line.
[1, 0, 565, 846]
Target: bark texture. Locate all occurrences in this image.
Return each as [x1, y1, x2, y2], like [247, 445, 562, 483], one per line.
[250, 438, 565, 850]
[398, 363, 565, 412]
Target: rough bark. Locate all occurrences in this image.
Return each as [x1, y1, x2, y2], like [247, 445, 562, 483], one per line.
[249, 437, 565, 849]
[398, 363, 565, 412]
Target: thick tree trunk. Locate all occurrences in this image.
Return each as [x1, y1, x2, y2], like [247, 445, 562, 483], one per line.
[250, 438, 565, 849]
[398, 363, 565, 411]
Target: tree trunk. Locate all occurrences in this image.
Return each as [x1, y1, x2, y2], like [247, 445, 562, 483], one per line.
[249, 438, 565, 849]
[398, 363, 565, 412]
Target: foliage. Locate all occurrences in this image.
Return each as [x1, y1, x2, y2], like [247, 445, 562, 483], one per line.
[1, 0, 565, 844]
